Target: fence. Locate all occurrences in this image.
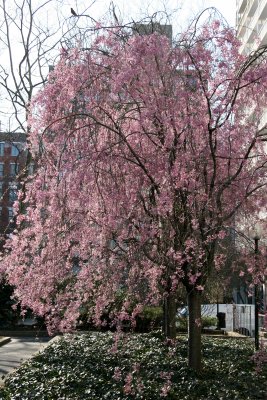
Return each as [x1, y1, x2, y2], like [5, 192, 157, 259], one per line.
[233, 304, 254, 336]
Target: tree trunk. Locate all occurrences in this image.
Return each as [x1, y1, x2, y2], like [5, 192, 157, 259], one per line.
[187, 288, 202, 372]
[162, 291, 176, 339]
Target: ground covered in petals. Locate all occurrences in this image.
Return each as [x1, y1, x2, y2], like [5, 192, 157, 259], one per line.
[0, 331, 266, 399]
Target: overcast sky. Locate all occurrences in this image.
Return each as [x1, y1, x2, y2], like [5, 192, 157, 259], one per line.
[72, 0, 236, 28]
[201, 0, 236, 25]
[0, 0, 237, 131]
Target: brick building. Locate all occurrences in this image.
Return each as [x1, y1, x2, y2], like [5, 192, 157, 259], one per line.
[0, 132, 28, 238]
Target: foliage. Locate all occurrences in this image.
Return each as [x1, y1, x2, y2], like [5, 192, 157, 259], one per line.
[202, 316, 217, 328]
[135, 306, 163, 332]
[79, 296, 162, 333]
[0, 331, 266, 399]
[177, 316, 217, 331]
[0, 281, 19, 327]
[81, 303, 163, 333]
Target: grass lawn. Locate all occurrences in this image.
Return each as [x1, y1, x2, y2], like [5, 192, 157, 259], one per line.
[0, 331, 266, 399]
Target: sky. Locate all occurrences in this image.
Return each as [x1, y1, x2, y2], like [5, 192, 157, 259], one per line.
[70, 0, 236, 28]
[0, 0, 237, 132]
[201, 0, 236, 26]
[61, 0, 237, 51]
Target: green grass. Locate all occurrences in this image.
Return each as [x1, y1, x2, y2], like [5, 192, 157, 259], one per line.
[0, 331, 266, 399]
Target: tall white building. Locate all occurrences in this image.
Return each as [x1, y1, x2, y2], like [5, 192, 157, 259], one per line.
[236, 0, 267, 54]
[237, 0, 267, 126]
[236, 0, 267, 333]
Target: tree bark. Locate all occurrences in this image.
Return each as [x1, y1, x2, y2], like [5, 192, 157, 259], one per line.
[162, 291, 176, 339]
[187, 288, 202, 372]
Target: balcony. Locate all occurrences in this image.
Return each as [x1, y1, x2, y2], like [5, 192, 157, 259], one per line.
[237, 0, 258, 36]
[239, 0, 267, 53]
[237, 0, 248, 13]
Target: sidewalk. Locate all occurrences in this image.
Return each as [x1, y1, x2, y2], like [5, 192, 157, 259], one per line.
[0, 336, 52, 385]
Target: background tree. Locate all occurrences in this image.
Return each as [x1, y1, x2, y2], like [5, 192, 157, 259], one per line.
[0, 0, 69, 132]
[0, 0, 83, 326]
[2, 10, 267, 372]
[0, 0, 72, 216]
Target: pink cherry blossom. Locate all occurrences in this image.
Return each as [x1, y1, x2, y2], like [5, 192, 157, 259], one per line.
[1, 14, 267, 371]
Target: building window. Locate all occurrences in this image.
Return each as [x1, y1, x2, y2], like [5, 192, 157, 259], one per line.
[8, 207, 14, 222]
[10, 163, 18, 177]
[9, 183, 17, 202]
[0, 163, 4, 176]
[0, 143, 4, 156]
[0, 182, 3, 199]
[28, 163, 34, 175]
[11, 144, 19, 156]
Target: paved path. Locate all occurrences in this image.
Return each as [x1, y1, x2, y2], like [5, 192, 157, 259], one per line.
[0, 337, 51, 385]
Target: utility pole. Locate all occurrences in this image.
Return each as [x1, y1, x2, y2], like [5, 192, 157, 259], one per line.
[254, 236, 260, 351]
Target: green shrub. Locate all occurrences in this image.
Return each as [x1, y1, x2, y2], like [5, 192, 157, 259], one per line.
[202, 316, 217, 328]
[176, 315, 187, 331]
[135, 306, 163, 332]
[78, 295, 163, 333]
[177, 315, 217, 331]
[0, 281, 20, 328]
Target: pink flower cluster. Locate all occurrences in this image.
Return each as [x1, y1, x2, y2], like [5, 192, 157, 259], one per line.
[1, 17, 267, 334]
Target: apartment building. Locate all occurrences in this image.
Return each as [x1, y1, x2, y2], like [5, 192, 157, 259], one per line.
[236, 0, 267, 331]
[0, 132, 28, 241]
[236, 0, 267, 54]
[132, 23, 173, 44]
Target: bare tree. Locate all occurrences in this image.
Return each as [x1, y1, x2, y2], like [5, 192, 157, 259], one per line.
[0, 0, 69, 133]
[0, 0, 76, 231]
